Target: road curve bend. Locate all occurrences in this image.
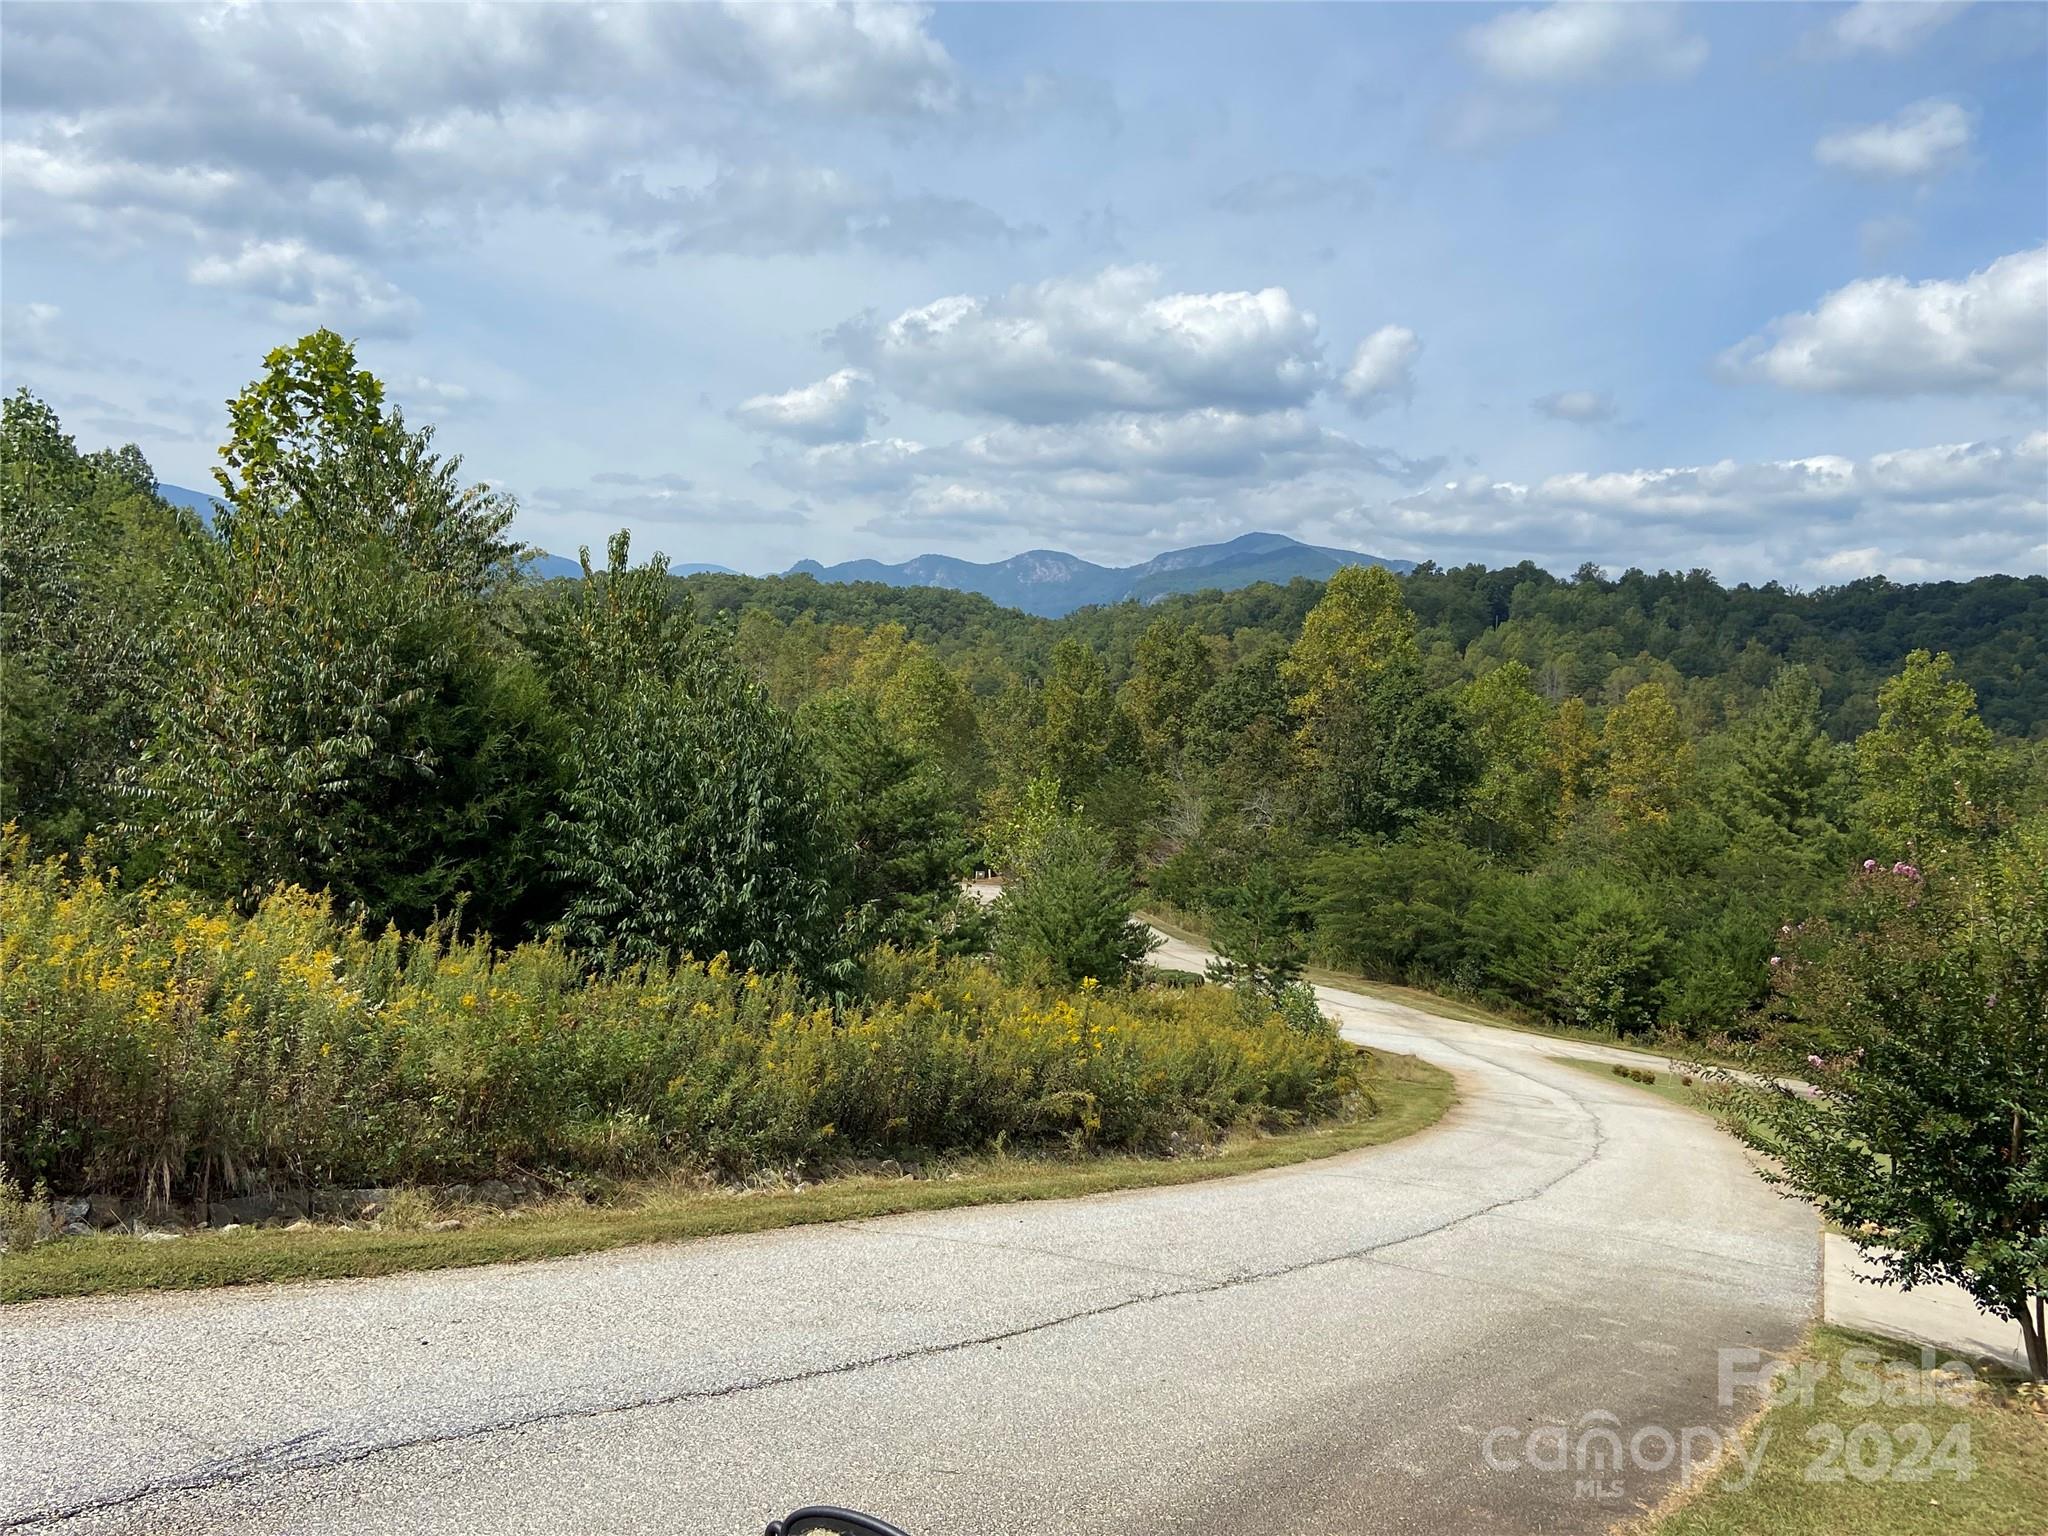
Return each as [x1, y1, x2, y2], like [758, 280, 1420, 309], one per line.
[1, 941, 1817, 1535]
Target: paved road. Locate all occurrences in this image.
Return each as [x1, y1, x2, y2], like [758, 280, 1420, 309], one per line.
[1, 941, 1817, 1535]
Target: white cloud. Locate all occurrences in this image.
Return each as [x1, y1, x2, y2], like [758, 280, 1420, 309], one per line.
[188, 239, 418, 336]
[846, 266, 1328, 424]
[406, 376, 470, 405]
[0, 1, 992, 288]
[1462, 4, 1707, 85]
[1825, 1, 1972, 56]
[1533, 389, 1618, 423]
[761, 437, 933, 497]
[950, 409, 1374, 482]
[758, 408, 1442, 531]
[715, 2, 961, 115]
[735, 369, 881, 443]
[524, 476, 807, 529]
[1339, 325, 1421, 414]
[1351, 431, 2045, 582]
[0, 301, 64, 365]
[1719, 243, 2048, 396]
[1815, 99, 1973, 180]
[601, 164, 1030, 258]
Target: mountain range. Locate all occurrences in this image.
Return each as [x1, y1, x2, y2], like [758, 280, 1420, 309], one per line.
[158, 485, 1406, 616]
[786, 532, 1412, 617]
[156, 485, 726, 583]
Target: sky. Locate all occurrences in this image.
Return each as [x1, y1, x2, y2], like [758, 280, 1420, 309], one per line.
[2, 0, 2044, 584]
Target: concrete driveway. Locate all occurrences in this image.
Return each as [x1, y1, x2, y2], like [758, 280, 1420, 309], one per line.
[1, 941, 1817, 1535]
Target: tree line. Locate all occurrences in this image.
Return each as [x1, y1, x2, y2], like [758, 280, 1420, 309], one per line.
[3, 329, 2042, 1040]
[6, 329, 2037, 1368]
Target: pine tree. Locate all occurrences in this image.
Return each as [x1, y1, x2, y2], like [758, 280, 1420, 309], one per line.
[993, 817, 1157, 986]
[1715, 667, 1847, 857]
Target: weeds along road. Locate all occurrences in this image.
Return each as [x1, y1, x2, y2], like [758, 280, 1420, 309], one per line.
[1, 938, 1816, 1536]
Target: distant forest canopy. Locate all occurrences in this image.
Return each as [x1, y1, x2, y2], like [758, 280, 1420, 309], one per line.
[680, 564, 2048, 741]
[5, 332, 2044, 1052]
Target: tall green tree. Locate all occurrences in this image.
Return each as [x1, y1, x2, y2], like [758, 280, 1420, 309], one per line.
[1124, 617, 1215, 761]
[1462, 661, 1557, 855]
[1034, 637, 1139, 798]
[1545, 696, 1600, 831]
[1600, 681, 1692, 827]
[799, 693, 987, 954]
[1281, 563, 1417, 721]
[132, 335, 555, 932]
[530, 530, 692, 717]
[1, 392, 194, 850]
[1282, 568, 1469, 836]
[1854, 649, 2013, 852]
[1712, 666, 1848, 861]
[875, 642, 985, 805]
[1300, 657, 1475, 838]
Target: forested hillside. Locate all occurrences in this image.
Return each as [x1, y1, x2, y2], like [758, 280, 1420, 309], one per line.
[4, 330, 2043, 1103]
[685, 562, 2048, 739]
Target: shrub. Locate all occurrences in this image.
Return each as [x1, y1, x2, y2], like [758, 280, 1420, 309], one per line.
[0, 843, 1356, 1197]
[993, 817, 1157, 987]
[1708, 825, 2048, 1379]
[0, 1165, 49, 1251]
[1270, 981, 1335, 1037]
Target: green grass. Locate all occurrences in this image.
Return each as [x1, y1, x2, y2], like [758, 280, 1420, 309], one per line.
[1637, 1325, 2048, 1536]
[0, 1047, 1453, 1305]
[1561, 1055, 1716, 1113]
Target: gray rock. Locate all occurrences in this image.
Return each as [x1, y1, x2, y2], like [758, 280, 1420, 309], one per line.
[137, 1230, 177, 1244]
[208, 1192, 299, 1228]
[428, 1219, 463, 1232]
[472, 1179, 518, 1208]
[317, 1187, 394, 1219]
[85, 1195, 126, 1230]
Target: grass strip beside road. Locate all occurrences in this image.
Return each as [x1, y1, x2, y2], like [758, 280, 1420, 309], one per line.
[1560, 1055, 1715, 1114]
[0, 1047, 1453, 1305]
[1637, 1325, 2048, 1536]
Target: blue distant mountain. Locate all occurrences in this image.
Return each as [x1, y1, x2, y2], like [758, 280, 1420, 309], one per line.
[158, 482, 219, 525]
[525, 552, 734, 580]
[787, 531, 1413, 618]
[525, 551, 586, 580]
[153, 486, 730, 582]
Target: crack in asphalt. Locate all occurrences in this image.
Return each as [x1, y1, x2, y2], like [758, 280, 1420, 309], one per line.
[9, 997, 1611, 1531]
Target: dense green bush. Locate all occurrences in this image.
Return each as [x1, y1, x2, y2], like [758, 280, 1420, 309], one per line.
[0, 846, 1355, 1197]
[1709, 819, 2048, 1377]
[994, 817, 1158, 987]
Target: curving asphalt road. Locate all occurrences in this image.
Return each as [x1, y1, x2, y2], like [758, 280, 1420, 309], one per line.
[1, 937, 1817, 1535]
